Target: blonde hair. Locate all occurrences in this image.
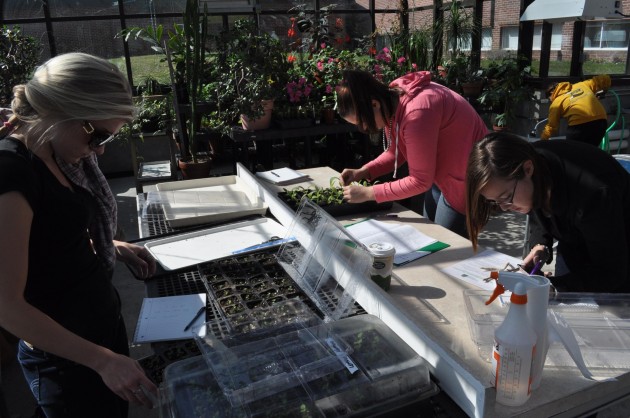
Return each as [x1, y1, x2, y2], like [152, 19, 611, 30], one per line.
[0, 52, 135, 143]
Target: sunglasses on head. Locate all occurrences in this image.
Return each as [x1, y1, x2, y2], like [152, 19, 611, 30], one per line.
[82, 121, 117, 149]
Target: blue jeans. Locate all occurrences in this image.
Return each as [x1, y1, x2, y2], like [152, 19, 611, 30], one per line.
[423, 184, 468, 238]
[18, 316, 129, 418]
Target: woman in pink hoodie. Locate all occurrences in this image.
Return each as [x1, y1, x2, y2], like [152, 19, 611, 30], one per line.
[336, 70, 488, 237]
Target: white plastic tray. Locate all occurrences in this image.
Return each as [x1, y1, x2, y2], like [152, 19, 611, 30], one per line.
[144, 218, 288, 270]
[464, 290, 630, 375]
[151, 176, 267, 228]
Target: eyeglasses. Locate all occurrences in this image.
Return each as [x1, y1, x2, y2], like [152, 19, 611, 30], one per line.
[82, 121, 117, 149]
[486, 179, 519, 208]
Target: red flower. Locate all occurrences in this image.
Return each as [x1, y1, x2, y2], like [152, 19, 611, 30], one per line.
[335, 18, 343, 29]
[287, 27, 296, 38]
[344, 34, 351, 43]
[287, 54, 296, 63]
[368, 47, 377, 56]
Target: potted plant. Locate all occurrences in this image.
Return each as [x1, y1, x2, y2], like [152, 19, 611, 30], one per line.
[220, 20, 290, 131]
[175, 0, 212, 178]
[310, 47, 360, 124]
[274, 58, 317, 128]
[0, 25, 41, 106]
[477, 54, 533, 130]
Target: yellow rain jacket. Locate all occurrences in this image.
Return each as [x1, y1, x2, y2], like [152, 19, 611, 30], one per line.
[541, 75, 611, 140]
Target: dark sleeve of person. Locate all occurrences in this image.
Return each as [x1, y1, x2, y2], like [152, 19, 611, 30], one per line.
[552, 186, 629, 293]
[527, 212, 555, 263]
[0, 151, 38, 208]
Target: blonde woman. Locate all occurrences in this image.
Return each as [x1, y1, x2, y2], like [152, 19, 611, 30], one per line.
[0, 53, 157, 417]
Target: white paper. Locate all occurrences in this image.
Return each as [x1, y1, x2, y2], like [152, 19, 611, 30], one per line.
[441, 249, 522, 291]
[145, 218, 288, 270]
[255, 167, 309, 185]
[133, 293, 207, 343]
[345, 219, 437, 265]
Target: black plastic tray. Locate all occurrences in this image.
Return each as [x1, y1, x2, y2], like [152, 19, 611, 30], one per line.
[277, 191, 393, 217]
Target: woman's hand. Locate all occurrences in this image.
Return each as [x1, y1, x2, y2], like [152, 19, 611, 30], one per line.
[95, 349, 158, 408]
[114, 241, 156, 279]
[339, 167, 368, 186]
[342, 184, 375, 204]
[521, 244, 549, 274]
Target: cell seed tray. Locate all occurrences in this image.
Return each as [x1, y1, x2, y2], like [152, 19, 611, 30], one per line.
[198, 250, 323, 334]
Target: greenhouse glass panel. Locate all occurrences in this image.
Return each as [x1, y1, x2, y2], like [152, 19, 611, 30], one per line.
[3, 0, 45, 19]
[260, 0, 312, 12]
[124, 0, 186, 14]
[48, 0, 118, 17]
[52, 20, 124, 60]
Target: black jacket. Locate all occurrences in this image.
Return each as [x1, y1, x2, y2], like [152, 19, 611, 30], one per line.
[529, 140, 630, 292]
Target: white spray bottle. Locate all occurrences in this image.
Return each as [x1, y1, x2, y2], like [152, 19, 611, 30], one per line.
[492, 282, 537, 406]
[486, 271, 550, 390]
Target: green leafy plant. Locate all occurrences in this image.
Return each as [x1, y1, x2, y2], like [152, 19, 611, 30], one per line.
[0, 25, 40, 106]
[282, 177, 376, 206]
[219, 19, 291, 122]
[477, 54, 533, 128]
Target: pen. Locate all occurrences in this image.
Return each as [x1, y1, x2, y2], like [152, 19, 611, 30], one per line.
[271, 171, 280, 177]
[183, 306, 206, 332]
[529, 260, 543, 275]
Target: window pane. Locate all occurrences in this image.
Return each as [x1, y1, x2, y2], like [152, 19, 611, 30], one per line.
[48, 0, 118, 17]
[481, 28, 492, 51]
[124, 0, 185, 14]
[533, 23, 562, 50]
[3, 0, 45, 19]
[500, 26, 518, 50]
[586, 21, 630, 49]
[52, 20, 125, 67]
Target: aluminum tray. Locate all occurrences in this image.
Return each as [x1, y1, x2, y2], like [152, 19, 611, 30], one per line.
[144, 218, 288, 270]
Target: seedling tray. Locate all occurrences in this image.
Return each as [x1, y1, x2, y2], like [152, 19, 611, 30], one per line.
[277, 190, 392, 217]
[198, 250, 325, 335]
[163, 315, 438, 418]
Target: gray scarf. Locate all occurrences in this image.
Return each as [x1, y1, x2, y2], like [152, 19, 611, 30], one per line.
[55, 153, 117, 271]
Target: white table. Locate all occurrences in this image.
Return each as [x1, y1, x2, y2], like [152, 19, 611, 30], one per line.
[236, 164, 630, 418]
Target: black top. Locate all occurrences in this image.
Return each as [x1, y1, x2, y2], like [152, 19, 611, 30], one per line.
[0, 137, 120, 345]
[530, 140, 630, 292]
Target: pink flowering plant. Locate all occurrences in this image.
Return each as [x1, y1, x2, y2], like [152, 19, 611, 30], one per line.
[311, 46, 360, 109]
[275, 59, 317, 120]
[368, 46, 418, 85]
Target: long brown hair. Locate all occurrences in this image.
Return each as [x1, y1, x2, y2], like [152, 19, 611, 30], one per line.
[335, 69, 401, 134]
[465, 132, 552, 250]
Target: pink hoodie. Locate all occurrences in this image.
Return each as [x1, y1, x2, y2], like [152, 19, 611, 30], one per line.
[365, 71, 488, 214]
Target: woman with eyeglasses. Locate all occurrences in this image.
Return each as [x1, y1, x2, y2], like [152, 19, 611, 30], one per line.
[466, 132, 630, 293]
[335, 70, 488, 237]
[0, 53, 158, 417]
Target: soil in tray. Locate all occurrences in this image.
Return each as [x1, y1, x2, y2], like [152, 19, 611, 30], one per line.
[278, 189, 393, 217]
[139, 340, 201, 385]
[197, 248, 322, 334]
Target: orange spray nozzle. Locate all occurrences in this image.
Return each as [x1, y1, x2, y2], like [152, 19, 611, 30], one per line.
[484, 271, 505, 305]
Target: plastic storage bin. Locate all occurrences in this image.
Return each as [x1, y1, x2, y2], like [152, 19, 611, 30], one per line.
[160, 315, 438, 417]
[464, 289, 630, 375]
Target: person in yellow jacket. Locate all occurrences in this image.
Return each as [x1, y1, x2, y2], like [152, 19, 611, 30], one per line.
[540, 75, 611, 146]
